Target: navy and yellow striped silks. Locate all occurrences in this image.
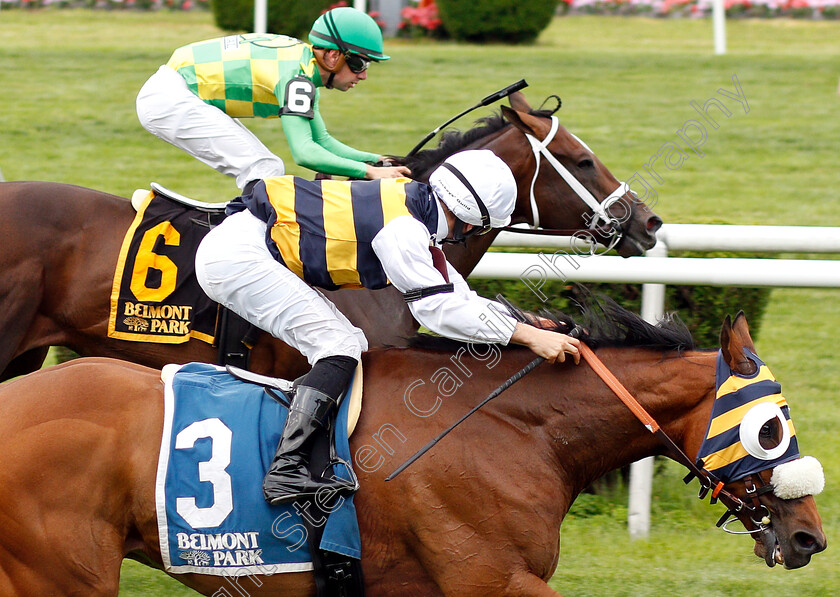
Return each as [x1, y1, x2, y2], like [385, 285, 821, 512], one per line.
[242, 176, 438, 290]
[696, 349, 799, 484]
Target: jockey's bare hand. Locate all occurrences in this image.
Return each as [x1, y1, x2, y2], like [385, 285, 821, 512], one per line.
[366, 164, 411, 179]
[511, 323, 581, 365]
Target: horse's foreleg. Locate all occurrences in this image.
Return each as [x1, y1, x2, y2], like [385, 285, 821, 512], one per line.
[0, 262, 44, 381]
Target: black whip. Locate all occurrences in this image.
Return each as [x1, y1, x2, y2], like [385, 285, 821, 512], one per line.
[384, 356, 543, 481]
[385, 323, 583, 481]
[405, 79, 528, 157]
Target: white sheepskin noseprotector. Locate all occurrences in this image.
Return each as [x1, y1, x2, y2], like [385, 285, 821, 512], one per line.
[771, 456, 825, 499]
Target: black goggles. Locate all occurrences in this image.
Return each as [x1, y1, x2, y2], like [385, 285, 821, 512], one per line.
[344, 53, 371, 74]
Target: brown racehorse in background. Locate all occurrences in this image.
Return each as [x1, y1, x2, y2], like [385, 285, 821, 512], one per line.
[0, 302, 824, 596]
[0, 93, 662, 382]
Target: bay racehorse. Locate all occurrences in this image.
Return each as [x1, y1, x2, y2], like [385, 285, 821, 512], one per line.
[0, 92, 661, 382]
[0, 300, 825, 595]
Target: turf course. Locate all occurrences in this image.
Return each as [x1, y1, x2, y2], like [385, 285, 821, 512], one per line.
[0, 10, 837, 596]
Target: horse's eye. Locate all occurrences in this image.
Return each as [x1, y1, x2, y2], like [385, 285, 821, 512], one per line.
[577, 158, 594, 170]
[739, 402, 791, 460]
[759, 419, 781, 450]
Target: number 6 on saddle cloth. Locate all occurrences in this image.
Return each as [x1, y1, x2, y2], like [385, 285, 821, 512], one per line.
[111, 185, 260, 369]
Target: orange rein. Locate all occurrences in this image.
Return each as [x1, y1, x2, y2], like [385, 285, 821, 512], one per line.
[578, 343, 659, 433]
[578, 343, 756, 521]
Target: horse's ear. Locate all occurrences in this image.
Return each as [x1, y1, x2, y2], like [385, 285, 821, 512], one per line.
[731, 311, 756, 352]
[720, 311, 757, 375]
[719, 314, 732, 356]
[501, 105, 539, 138]
[508, 91, 531, 113]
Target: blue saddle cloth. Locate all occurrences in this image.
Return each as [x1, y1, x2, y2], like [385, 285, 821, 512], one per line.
[155, 362, 360, 576]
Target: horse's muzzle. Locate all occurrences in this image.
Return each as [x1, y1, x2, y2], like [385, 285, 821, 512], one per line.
[615, 214, 662, 257]
[754, 523, 827, 569]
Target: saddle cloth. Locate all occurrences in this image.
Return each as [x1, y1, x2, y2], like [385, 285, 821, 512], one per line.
[155, 362, 362, 576]
[109, 188, 224, 344]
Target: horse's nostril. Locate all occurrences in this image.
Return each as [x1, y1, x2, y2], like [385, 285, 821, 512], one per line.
[793, 531, 823, 554]
[647, 216, 663, 234]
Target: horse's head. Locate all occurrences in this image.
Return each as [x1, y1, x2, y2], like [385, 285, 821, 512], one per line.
[495, 93, 662, 257]
[693, 313, 826, 569]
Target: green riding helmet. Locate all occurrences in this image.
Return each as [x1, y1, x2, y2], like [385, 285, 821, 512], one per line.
[309, 7, 389, 61]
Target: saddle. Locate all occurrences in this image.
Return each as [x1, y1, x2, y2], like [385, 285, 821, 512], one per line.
[130, 182, 229, 213]
[221, 364, 364, 438]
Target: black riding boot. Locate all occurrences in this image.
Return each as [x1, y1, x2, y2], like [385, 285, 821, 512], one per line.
[263, 385, 354, 505]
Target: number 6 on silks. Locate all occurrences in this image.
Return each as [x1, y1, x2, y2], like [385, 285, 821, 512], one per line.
[282, 77, 315, 119]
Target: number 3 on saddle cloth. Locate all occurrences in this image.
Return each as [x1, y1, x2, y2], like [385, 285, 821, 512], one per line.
[109, 186, 253, 363]
[156, 362, 362, 578]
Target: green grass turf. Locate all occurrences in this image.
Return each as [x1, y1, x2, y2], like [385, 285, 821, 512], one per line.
[1, 10, 837, 596]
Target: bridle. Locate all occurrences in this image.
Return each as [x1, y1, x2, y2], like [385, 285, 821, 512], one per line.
[578, 341, 779, 540]
[503, 115, 634, 251]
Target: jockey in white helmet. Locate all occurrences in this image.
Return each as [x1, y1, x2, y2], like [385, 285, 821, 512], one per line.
[195, 149, 581, 505]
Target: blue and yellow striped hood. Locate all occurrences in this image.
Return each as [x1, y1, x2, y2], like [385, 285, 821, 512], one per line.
[697, 349, 799, 484]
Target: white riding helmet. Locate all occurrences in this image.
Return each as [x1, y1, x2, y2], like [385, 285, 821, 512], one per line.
[429, 149, 517, 232]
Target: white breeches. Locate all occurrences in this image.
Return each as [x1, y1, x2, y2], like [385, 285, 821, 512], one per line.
[136, 65, 286, 190]
[195, 210, 368, 365]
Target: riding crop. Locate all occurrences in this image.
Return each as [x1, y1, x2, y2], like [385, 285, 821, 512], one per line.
[385, 324, 583, 481]
[405, 79, 528, 157]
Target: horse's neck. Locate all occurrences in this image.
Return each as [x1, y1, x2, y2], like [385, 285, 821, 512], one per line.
[438, 125, 556, 276]
[469, 348, 717, 500]
[359, 346, 717, 535]
[538, 348, 717, 495]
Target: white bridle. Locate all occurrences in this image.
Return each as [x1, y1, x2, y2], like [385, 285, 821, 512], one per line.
[524, 115, 630, 235]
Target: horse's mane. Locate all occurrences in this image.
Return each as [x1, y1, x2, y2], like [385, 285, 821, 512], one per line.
[404, 113, 509, 180]
[404, 106, 556, 180]
[408, 292, 697, 353]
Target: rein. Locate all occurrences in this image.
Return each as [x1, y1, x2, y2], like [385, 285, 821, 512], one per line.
[578, 343, 775, 537]
[387, 332, 775, 537]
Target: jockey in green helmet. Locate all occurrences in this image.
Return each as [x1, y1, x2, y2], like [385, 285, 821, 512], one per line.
[137, 7, 408, 192]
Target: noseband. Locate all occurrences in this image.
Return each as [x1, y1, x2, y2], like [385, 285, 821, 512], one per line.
[512, 115, 632, 249]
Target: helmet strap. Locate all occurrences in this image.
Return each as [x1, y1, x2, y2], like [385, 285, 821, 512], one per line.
[313, 49, 345, 89]
[440, 162, 491, 231]
[436, 202, 481, 246]
[325, 9, 349, 53]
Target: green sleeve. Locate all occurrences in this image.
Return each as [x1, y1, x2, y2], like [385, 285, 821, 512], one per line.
[281, 114, 369, 178]
[309, 111, 380, 165]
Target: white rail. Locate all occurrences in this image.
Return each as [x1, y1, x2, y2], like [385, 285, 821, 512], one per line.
[478, 224, 840, 538]
[472, 252, 840, 288]
[493, 223, 840, 253]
